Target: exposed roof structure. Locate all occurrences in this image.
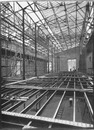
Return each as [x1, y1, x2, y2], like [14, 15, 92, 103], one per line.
[0, 2, 94, 129]
[1, 72, 94, 128]
[1, 1, 94, 54]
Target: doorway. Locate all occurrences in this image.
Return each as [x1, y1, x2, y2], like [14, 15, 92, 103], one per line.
[68, 59, 76, 71]
[13, 61, 21, 75]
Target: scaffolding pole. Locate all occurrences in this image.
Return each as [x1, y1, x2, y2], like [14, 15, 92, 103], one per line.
[22, 9, 25, 80]
[0, 3, 1, 127]
[93, 3, 94, 127]
[47, 36, 49, 73]
[93, 32, 94, 127]
[51, 48, 53, 73]
[35, 23, 37, 76]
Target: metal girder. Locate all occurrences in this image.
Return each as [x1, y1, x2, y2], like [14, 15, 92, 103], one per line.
[37, 2, 84, 22]
[22, 8, 25, 80]
[0, 3, 2, 128]
[79, 78, 93, 116]
[35, 2, 85, 50]
[77, 6, 85, 19]
[47, 36, 49, 73]
[2, 100, 12, 109]
[50, 2, 68, 50]
[68, 12, 81, 33]
[2, 2, 49, 57]
[35, 23, 37, 76]
[20, 90, 48, 114]
[92, 24, 94, 126]
[79, 3, 89, 54]
[33, 2, 62, 50]
[46, 4, 85, 25]
[25, 2, 57, 52]
[17, 2, 48, 49]
[2, 110, 93, 128]
[1, 14, 35, 48]
[64, 2, 72, 47]
[1, 72, 94, 128]
[6, 85, 93, 93]
[1, 3, 23, 32]
[75, 2, 77, 48]
[53, 16, 80, 43]
[73, 79, 76, 122]
[48, 12, 82, 36]
[35, 90, 57, 116]
[1, 1, 90, 53]
[5, 90, 40, 112]
[1, 2, 91, 52]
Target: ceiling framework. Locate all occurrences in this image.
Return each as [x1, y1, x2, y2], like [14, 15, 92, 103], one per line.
[1, 1, 94, 54]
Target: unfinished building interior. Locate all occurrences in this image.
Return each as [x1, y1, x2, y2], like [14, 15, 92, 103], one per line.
[0, 1, 94, 129]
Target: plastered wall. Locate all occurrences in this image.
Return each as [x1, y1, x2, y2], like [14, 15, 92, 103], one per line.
[54, 47, 80, 72]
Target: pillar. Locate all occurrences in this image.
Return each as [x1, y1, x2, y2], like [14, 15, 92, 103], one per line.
[0, 3, 2, 128]
[22, 9, 25, 80]
[35, 23, 37, 76]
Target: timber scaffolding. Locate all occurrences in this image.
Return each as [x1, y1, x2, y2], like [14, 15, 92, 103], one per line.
[1, 71, 94, 129]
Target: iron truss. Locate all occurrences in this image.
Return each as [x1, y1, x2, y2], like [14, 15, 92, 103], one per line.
[0, 1, 94, 53]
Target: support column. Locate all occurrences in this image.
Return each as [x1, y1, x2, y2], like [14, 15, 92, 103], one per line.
[47, 36, 49, 73]
[92, 2, 94, 127]
[53, 48, 55, 73]
[92, 31, 94, 127]
[57, 55, 60, 73]
[0, 3, 2, 128]
[51, 48, 53, 73]
[22, 9, 25, 80]
[5, 42, 8, 77]
[54, 50, 56, 73]
[48, 50, 49, 73]
[57, 56, 58, 73]
[52, 46, 55, 73]
[35, 23, 37, 76]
